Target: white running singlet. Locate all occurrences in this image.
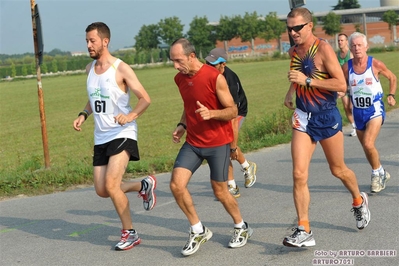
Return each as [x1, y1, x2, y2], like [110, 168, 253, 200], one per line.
[348, 56, 383, 109]
[87, 59, 138, 145]
[348, 56, 385, 130]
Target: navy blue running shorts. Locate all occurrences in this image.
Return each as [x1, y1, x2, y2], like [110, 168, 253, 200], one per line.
[292, 107, 342, 142]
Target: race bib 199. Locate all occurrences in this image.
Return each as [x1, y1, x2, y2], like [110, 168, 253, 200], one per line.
[352, 87, 373, 109]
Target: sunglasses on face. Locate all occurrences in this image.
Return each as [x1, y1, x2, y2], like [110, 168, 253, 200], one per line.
[287, 22, 309, 33]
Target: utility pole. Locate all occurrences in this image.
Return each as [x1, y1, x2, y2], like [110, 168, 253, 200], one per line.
[30, 0, 50, 168]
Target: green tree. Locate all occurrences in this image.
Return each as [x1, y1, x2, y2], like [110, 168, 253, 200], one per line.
[21, 64, 28, 76]
[332, 0, 360, 10]
[160, 49, 168, 63]
[59, 59, 67, 72]
[322, 12, 342, 49]
[158, 16, 184, 46]
[237, 12, 261, 55]
[134, 24, 159, 63]
[5, 58, 14, 66]
[51, 59, 58, 73]
[186, 16, 216, 59]
[259, 12, 286, 52]
[122, 52, 135, 65]
[135, 24, 159, 51]
[216, 15, 239, 51]
[68, 59, 76, 71]
[23, 55, 34, 64]
[41, 62, 48, 73]
[10, 62, 16, 77]
[30, 61, 36, 75]
[136, 24, 160, 63]
[382, 10, 399, 43]
[47, 48, 71, 56]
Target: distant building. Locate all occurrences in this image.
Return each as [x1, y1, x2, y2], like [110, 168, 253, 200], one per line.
[116, 47, 136, 52]
[71, 51, 89, 56]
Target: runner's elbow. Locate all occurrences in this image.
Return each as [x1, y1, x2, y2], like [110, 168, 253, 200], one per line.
[337, 83, 347, 93]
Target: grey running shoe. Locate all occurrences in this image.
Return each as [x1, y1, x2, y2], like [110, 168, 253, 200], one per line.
[228, 221, 253, 248]
[243, 161, 257, 188]
[228, 184, 241, 198]
[138, 175, 157, 211]
[283, 226, 316, 247]
[115, 229, 141, 251]
[370, 173, 381, 193]
[380, 170, 390, 191]
[371, 170, 390, 193]
[351, 192, 371, 230]
[181, 226, 213, 256]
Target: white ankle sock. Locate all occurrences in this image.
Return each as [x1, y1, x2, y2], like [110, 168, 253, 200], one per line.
[228, 180, 236, 188]
[372, 166, 383, 176]
[241, 161, 249, 169]
[191, 221, 203, 233]
[377, 165, 384, 175]
[234, 220, 245, 229]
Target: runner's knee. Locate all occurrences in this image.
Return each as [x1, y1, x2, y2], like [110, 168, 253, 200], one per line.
[293, 170, 308, 186]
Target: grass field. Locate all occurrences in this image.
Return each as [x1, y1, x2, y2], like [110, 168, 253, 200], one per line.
[0, 52, 398, 197]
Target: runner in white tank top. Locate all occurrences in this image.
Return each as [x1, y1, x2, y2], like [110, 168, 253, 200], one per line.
[342, 32, 397, 193]
[87, 58, 138, 145]
[73, 22, 156, 251]
[347, 56, 385, 130]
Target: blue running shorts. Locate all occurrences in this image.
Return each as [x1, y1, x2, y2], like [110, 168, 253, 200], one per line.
[353, 101, 385, 131]
[292, 108, 342, 142]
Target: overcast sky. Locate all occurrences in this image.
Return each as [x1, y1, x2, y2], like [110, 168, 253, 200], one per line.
[0, 0, 384, 55]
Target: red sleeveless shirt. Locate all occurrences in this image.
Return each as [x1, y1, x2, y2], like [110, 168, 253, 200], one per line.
[174, 64, 233, 147]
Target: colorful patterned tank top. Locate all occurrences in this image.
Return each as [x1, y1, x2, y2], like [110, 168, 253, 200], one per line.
[290, 38, 337, 113]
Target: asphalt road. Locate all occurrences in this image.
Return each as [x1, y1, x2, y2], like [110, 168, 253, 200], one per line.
[1, 109, 398, 266]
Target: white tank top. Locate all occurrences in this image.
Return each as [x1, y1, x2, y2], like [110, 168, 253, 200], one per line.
[348, 56, 383, 109]
[87, 59, 138, 145]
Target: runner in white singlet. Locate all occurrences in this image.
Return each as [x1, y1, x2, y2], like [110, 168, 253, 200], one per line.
[342, 32, 397, 193]
[73, 22, 156, 251]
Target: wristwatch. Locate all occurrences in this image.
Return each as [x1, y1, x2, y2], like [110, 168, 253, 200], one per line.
[306, 77, 312, 87]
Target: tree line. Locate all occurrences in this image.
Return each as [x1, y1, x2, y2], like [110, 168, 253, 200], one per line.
[1, 0, 397, 78]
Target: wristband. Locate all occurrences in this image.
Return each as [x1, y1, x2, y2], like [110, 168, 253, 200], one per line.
[230, 147, 237, 153]
[387, 94, 395, 99]
[78, 111, 88, 120]
[177, 122, 186, 130]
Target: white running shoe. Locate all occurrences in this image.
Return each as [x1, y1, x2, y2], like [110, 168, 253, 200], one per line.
[243, 161, 257, 188]
[351, 192, 371, 230]
[283, 226, 316, 247]
[115, 229, 141, 251]
[138, 175, 157, 211]
[228, 184, 241, 198]
[181, 226, 213, 256]
[228, 221, 253, 248]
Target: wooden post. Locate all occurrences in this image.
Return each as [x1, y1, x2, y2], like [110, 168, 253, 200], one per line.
[30, 0, 50, 168]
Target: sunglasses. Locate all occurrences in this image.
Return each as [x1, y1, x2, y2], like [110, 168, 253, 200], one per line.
[287, 23, 309, 33]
